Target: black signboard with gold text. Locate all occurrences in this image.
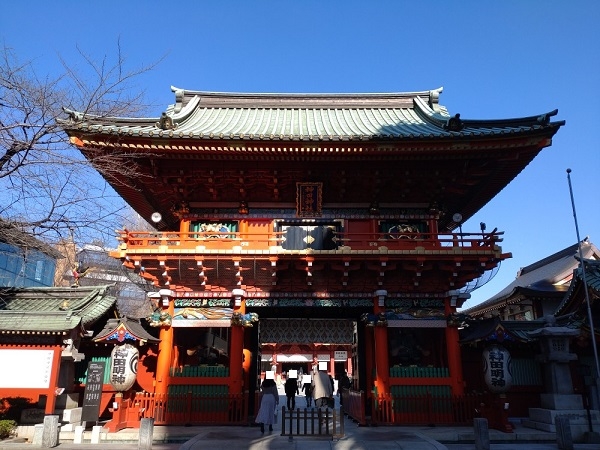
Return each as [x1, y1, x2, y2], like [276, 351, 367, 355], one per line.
[81, 361, 106, 422]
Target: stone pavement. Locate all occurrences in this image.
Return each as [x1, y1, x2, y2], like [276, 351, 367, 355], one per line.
[1, 389, 599, 449]
[2, 420, 600, 450]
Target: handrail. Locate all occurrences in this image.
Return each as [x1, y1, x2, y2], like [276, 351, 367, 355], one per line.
[115, 229, 504, 252]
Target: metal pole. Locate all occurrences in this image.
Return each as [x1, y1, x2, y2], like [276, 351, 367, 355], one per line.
[566, 169, 600, 408]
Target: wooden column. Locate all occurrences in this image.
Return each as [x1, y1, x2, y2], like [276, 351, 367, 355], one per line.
[155, 290, 175, 396]
[229, 289, 246, 394]
[44, 347, 62, 414]
[445, 300, 464, 395]
[329, 353, 335, 377]
[179, 219, 190, 233]
[373, 291, 390, 396]
[364, 326, 374, 399]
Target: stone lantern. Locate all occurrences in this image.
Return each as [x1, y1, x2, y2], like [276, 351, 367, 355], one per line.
[524, 316, 599, 441]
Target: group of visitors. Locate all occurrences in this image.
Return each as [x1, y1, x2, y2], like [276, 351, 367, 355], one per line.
[255, 365, 351, 433]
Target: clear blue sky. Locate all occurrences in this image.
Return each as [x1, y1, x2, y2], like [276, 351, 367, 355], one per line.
[2, 1, 599, 308]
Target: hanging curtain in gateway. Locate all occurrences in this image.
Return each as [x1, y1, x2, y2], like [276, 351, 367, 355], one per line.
[279, 224, 338, 250]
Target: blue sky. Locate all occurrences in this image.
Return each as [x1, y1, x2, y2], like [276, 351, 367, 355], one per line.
[2, 1, 599, 308]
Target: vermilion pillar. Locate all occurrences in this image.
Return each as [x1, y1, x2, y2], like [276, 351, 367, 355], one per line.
[45, 347, 62, 414]
[229, 289, 246, 394]
[373, 291, 390, 396]
[155, 290, 175, 396]
[445, 300, 464, 395]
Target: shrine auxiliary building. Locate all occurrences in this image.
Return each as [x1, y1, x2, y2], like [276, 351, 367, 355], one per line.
[61, 87, 563, 427]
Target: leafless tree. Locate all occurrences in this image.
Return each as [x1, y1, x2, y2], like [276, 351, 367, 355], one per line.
[0, 40, 160, 249]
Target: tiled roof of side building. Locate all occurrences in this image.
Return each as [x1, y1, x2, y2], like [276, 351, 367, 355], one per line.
[0, 285, 116, 333]
[463, 239, 599, 316]
[60, 87, 564, 143]
[555, 258, 600, 316]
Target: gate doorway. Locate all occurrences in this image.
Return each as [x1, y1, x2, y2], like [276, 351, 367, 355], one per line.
[250, 318, 359, 400]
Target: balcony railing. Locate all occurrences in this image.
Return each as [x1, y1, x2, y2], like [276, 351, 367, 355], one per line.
[115, 229, 503, 253]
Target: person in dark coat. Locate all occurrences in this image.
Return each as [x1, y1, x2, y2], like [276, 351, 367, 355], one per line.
[284, 374, 299, 410]
[302, 375, 313, 407]
[338, 371, 351, 406]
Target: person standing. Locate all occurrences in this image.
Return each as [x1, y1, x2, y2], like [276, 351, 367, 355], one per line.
[312, 364, 334, 409]
[302, 374, 313, 407]
[284, 373, 299, 410]
[255, 377, 279, 433]
[338, 371, 351, 406]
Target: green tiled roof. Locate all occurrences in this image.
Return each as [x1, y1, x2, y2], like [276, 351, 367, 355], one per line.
[0, 285, 116, 333]
[555, 258, 600, 316]
[61, 87, 564, 142]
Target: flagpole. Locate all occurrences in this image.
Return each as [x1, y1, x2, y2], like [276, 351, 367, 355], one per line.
[566, 168, 600, 408]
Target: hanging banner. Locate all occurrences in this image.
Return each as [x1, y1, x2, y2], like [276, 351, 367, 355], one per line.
[482, 344, 512, 394]
[110, 344, 138, 391]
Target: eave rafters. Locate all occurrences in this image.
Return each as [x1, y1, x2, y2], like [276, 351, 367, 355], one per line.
[117, 246, 508, 295]
[70, 132, 554, 157]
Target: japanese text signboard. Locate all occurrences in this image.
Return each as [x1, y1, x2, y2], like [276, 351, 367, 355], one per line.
[296, 182, 322, 217]
[81, 361, 106, 422]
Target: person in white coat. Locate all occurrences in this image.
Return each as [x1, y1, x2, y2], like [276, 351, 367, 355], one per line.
[311, 365, 333, 408]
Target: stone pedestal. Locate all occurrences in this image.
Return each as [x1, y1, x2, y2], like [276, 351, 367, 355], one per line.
[60, 407, 83, 431]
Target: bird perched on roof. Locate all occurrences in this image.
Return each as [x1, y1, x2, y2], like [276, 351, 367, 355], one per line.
[71, 261, 92, 287]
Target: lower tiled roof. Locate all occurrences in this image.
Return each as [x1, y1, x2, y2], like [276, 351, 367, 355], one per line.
[0, 285, 116, 333]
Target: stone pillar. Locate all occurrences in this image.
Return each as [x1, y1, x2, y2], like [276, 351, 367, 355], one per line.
[32, 423, 44, 446]
[41, 415, 59, 448]
[90, 425, 102, 444]
[138, 417, 154, 450]
[555, 415, 574, 450]
[73, 425, 85, 444]
[473, 417, 490, 450]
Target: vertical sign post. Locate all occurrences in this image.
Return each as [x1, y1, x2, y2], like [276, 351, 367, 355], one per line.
[81, 361, 106, 423]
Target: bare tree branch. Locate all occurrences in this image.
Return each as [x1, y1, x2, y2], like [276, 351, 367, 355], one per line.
[0, 41, 163, 248]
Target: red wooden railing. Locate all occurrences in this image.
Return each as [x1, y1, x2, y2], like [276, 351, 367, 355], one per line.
[130, 391, 248, 426]
[370, 392, 484, 426]
[342, 390, 367, 426]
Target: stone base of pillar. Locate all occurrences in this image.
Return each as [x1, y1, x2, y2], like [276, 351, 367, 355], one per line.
[524, 407, 600, 442]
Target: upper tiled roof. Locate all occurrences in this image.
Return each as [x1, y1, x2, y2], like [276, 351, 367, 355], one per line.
[61, 87, 564, 143]
[0, 285, 116, 333]
[462, 239, 600, 315]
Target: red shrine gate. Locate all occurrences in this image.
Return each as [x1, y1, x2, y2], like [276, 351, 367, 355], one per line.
[60, 87, 563, 428]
